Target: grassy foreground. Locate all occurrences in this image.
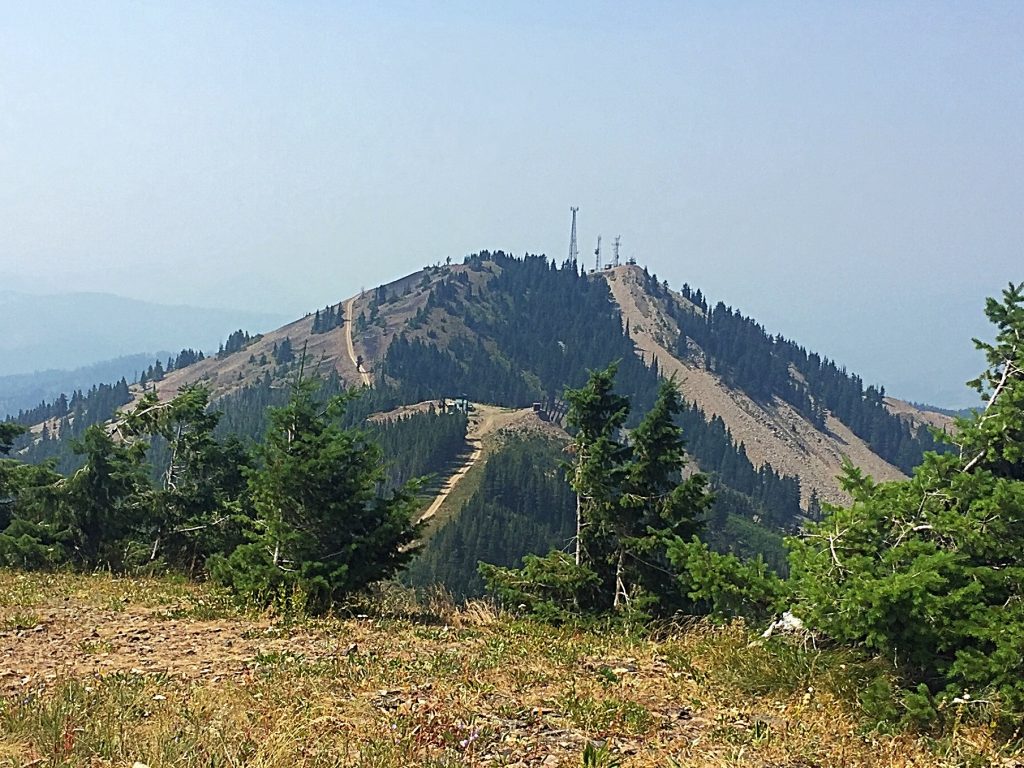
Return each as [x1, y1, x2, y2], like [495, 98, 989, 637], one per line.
[0, 571, 1019, 767]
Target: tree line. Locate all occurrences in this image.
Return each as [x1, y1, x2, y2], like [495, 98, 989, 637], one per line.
[662, 273, 941, 472]
[311, 303, 345, 334]
[0, 379, 468, 612]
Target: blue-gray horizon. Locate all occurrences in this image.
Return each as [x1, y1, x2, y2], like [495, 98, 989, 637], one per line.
[1, 1, 1019, 409]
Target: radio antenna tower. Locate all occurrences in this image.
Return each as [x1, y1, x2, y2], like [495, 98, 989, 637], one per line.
[613, 235, 621, 267]
[594, 235, 602, 272]
[568, 207, 579, 266]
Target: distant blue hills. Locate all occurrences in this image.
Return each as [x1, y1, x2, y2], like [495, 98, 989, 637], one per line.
[0, 290, 288, 415]
[0, 354, 163, 419]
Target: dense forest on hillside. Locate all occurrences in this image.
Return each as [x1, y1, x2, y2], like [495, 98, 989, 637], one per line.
[405, 436, 576, 598]
[9, 381, 133, 473]
[380, 253, 659, 413]
[4, 253, 945, 590]
[367, 409, 468, 492]
[637, 272, 939, 473]
[378, 253, 803, 527]
[12, 380, 132, 431]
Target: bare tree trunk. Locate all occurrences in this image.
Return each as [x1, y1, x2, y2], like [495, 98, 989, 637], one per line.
[614, 548, 628, 610]
[575, 493, 582, 566]
[573, 445, 587, 567]
[164, 422, 183, 491]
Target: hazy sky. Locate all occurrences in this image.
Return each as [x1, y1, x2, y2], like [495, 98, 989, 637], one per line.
[2, 2, 1021, 407]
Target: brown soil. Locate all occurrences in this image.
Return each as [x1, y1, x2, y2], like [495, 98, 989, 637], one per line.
[131, 265, 464, 409]
[603, 266, 908, 507]
[0, 602, 335, 696]
[0, 574, 1007, 767]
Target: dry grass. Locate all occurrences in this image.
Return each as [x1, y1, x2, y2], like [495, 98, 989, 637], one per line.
[0, 570, 1021, 767]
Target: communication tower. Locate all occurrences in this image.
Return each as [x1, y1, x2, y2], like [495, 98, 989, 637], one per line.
[568, 207, 579, 266]
[613, 235, 621, 267]
[593, 235, 602, 273]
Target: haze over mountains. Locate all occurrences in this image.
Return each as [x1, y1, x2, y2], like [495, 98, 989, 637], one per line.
[0, 290, 288, 378]
[0, 265, 987, 412]
[99, 253, 948, 509]
[0, 354, 160, 419]
[1, 252, 964, 594]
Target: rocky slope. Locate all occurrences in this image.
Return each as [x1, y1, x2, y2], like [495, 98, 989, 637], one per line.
[602, 266, 938, 505]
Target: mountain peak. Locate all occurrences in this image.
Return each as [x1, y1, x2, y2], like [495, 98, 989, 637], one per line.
[140, 252, 945, 510]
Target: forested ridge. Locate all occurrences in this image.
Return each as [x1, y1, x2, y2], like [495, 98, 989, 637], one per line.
[3, 252, 944, 591]
[3, 264, 1024, 728]
[405, 435, 576, 598]
[380, 253, 805, 531]
[640, 270, 941, 472]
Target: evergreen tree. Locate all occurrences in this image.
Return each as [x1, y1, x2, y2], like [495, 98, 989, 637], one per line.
[220, 329, 253, 357]
[312, 303, 345, 334]
[1, 421, 67, 568]
[564, 362, 630, 572]
[788, 282, 1024, 711]
[121, 386, 250, 572]
[617, 379, 712, 610]
[274, 337, 295, 365]
[60, 426, 152, 569]
[484, 365, 717, 617]
[211, 380, 423, 614]
[0, 423, 24, 455]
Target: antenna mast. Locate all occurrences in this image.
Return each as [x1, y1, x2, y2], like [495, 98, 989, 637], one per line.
[568, 207, 579, 266]
[613, 235, 621, 267]
[594, 235, 602, 272]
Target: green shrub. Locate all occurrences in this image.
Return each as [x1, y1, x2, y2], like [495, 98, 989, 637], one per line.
[479, 550, 600, 622]
[789, 283, 1024, 717]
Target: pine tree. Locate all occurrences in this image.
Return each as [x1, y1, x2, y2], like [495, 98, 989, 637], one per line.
[211, 380, 423, 614]
[484, 366, 717, 616]
[0, 423, 24, 455]
[121, 385, 250, 572]
[564, 362, 630, 571]
[274, 337, 295, 365]
[61, 425, 151, 569]
[617, 379, 711, 610]
[0, 437, 65, 568]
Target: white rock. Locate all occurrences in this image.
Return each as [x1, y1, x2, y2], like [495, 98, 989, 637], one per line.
[762, 610, 806, 639]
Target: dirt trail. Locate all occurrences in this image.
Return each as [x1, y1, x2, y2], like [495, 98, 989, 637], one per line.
[417, 404, 521, 523]
[345, 296, 372, 387]
[418, 440, 484, 523]
[603, 266, 905, 506]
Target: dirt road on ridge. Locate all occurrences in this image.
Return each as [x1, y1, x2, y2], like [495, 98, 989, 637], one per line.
[417, 404, 520, 523]
[345, 297, 372, 387]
